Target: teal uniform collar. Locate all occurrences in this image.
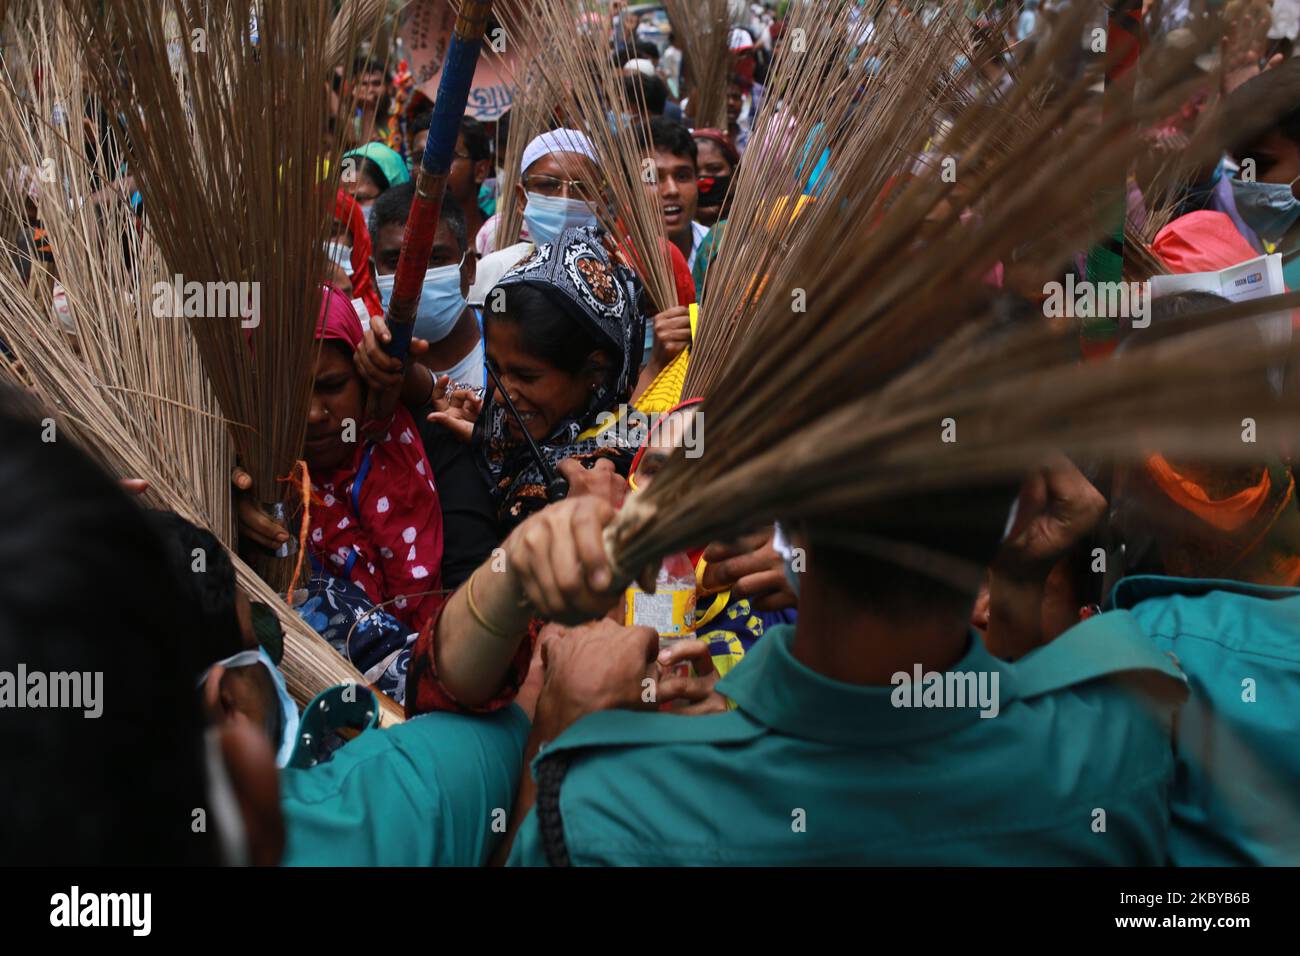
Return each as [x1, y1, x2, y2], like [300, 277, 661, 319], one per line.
[717, 615, 1185, 749]
[1107, 574, 1300, 611]
[716, 624, 1020, 748]
[542, 613, 1187, 765]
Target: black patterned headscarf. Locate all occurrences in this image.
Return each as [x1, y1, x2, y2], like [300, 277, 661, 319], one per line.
[475, 225, 647, 529]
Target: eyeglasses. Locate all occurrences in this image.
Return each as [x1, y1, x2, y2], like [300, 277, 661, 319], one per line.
[522, 174, 605, 203]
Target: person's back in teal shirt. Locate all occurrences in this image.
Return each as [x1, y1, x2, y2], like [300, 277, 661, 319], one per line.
[508, 617, 1187, 866]
[280, 703, 528, 866]
[1112, 575, 1300, 865]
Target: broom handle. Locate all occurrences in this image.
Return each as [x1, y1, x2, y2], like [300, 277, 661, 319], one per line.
[367, 0, 495, 425]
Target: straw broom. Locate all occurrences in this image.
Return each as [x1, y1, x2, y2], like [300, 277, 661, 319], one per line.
[492, 67, 551, 250]
[326, 0, 391, 71]
[685, 0, 976, 396]
[0, 1, 235, 544]
[604, 9, 1300, 589]
[508, 0, 679, 312]
[16, 0, 403, 723]
[662, 0, 731, 129]
[479, 0, 543, 252]
[62, 0, 341, 593]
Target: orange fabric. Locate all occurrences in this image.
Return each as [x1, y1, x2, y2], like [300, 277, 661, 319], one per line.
[277, 459, 312, 601]
[1144, 454, 1271, 533]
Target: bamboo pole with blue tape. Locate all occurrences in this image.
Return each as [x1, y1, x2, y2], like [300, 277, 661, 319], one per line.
[367, 0, 495, 424]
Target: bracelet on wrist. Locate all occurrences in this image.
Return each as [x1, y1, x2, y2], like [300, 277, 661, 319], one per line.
[465, 566, 517, 641]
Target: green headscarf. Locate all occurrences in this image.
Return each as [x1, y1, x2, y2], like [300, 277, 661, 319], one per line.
[342, 142, 411, 190]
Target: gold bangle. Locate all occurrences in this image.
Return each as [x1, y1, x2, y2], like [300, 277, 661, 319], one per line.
[465, 567, 515, 641]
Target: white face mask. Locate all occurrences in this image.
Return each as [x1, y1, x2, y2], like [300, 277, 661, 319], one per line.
[324, 241, 353, 270]
[375, 258, 468, 344]
[203, 727, 250, 866]
[52, 281, 75, 336]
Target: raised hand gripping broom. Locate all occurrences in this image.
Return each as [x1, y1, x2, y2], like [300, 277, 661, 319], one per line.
[366, 0, 496, 427]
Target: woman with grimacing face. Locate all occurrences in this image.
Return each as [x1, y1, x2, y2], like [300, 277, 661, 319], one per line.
[473, 225, 646, 531]
[234, 285, 447, 634]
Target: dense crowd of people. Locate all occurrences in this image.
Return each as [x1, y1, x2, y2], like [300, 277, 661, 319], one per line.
[3, 0, 1300, 870]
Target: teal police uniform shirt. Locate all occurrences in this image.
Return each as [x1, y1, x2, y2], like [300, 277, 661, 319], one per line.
[1110, 575, 1300, 866]
[508, 619, 1187, 866]
[280, 704, 528, 866]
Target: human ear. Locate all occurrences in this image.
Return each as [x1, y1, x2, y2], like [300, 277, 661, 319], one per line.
[462, 252, 477, 298]
[583, 350, 613, 390]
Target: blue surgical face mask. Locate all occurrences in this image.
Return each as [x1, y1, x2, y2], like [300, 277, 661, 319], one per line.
[605, 110, 637, 134]
[200, 647, 300, 769]
[375, 259, 467, 344]
[1231, 173, 1300, 241]
[523, 192, 599, 246]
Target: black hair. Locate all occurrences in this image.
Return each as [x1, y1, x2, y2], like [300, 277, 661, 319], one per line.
[144, 511, 243, 675]
[0, 391, 218, 864]
[495, 109, 512, 159]
[615, 41, 660, 68]
[648, 115, 697, 168]
[625, 73, 668, 116]
[694, 132, 740, 169]
[368, 182, 468, 257]
[409, 111, 432, 139]
[1226, 57, 1300, 158]
[1117, 290, 1239, 351]
[633, 40, 661, 63]
[484, 283, 611, 377]
[356, 156, 391, 194]
[806, 481, 1021, 620]
[353, 56, 391, 81]
[1109, 291, 1272, 580]
[803, 291, 1045, 617]
[461, 116, 492, 163]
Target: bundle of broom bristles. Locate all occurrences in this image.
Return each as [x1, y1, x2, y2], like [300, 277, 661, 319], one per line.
[0, 0, 403, 723]
[0, 0, 1298, 708]
[602, 2, 1300, 583]
[661, 0, 732, 130]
